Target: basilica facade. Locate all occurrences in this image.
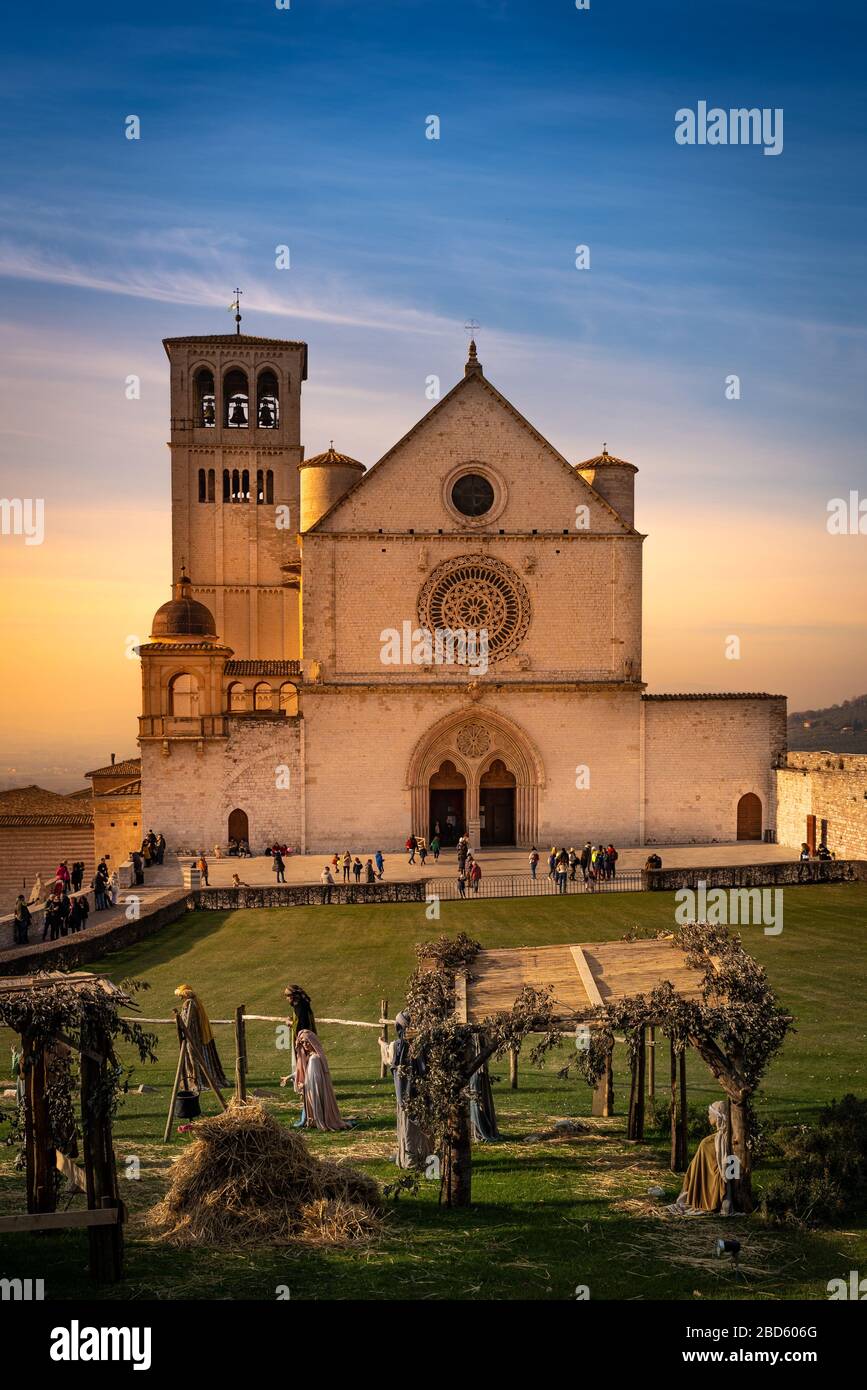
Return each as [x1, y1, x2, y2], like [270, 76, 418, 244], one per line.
[137, 330, 786, 852]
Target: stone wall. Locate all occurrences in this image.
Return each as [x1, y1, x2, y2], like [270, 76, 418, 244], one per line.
[644, 858, 864, 892]
[776, 753, 867, 859]
[92, 792, 144, 875]
[643, 696, 787, 843]
[140, 715, 303, 853]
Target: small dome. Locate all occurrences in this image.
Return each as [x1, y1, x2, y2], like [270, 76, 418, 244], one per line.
[299, 442, 364, 472]
[575, 445, 636, 470]
[150, 570, 217, 641]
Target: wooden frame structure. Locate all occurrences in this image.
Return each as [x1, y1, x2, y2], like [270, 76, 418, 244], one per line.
[455, 937, 715, 1173]
[0, 972, 129, 1283]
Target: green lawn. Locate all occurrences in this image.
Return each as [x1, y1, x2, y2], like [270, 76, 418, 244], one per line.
[2, 884, 866, 1301]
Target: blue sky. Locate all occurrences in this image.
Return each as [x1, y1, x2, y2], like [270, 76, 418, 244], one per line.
[1, 0, 866, 780]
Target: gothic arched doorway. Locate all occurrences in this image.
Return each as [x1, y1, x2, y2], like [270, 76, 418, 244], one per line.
[228, 808, 249, 844]
[480, 758, 516, 845]
[429, 760, 466, 846]
[736, 793, 762, 841]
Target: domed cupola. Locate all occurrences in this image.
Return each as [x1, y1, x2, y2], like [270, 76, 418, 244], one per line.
[150, 568, 217, 642]
[298, 442, 365, 531]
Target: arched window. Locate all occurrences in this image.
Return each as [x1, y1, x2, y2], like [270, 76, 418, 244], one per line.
[223, 469, 230, 502]
[227, 682, 246, 713]
[224, 368, 249, 428]
[242, 469, 250, 501]
[266, 469, 274, 504]
[194, 368, 216, 428]
[168, 672, 200, 717]
[207, 468, 215, 503]
[253, 682, 273, 711]
[256, 468, 264, 504]
[198, 468, 206, 502]
[279, 682, 298, 716]
[232, 468, 241, 501]
[257, 369, 279, 428]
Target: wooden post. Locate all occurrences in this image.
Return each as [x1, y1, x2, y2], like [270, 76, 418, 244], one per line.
[163, 1014, 188, 1142]
[679, 1047, 688, 1168]
[379, 997, 389, 1079]
[646, 1025, 656, 1120]
[591, 1043, 615, 1117]
[80, 1042, 123, 1283]
[669, 1038, 688, 1172]
[729, 1095, 754, 1212]
[509, 1047, 518, 1090]
[633, 1029, 646, 1140]
[23, 1031, 55, 1214]
[234, 1004, 247, 1102]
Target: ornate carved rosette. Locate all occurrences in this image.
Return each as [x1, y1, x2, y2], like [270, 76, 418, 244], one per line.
[456, 723, 492, 758]
[417, 554, 530, 664]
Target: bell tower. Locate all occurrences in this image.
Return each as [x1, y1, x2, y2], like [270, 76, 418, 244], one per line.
[162, 328, 308, 660]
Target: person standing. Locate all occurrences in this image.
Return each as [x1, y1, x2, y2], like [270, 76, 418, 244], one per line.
[13, 895, 31, 945]
[457, 867, 467, 898]
[197, 852, 209, 886]
[469, 859, 482, 894]
[547, 847, 556, 880]
[272, 849, 286, 884]
[293, 1031, 350, 1131]
[556, 858, 568, 894]
[70, 861, 84, 892]
[342, 851, 352, 883]
[365, 858, 376, 883]
[529, 847, 539, 880]
[353, 856, 363, 882]
[375, 849, 384, 880]
[320, 865, 335, 904]
[606, 843, 618, 880]
[56, 861, 71, 893]
[569, 847, 580, 881]
[580, 842, 592, 882]
[156, 833, 166, 864]
[418, 838, 428, 866]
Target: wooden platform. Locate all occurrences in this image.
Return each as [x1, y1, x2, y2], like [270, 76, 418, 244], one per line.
[461, 937, 706, 1023]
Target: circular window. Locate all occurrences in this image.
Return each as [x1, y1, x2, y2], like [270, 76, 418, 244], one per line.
[418, 555, 530, 664]
[451, 473, 495, 517]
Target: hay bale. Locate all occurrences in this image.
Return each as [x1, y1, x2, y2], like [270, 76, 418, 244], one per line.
[147, 1099, 382, 1248]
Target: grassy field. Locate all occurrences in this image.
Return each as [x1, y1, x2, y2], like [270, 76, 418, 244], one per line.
[2, 883, 866, 1301]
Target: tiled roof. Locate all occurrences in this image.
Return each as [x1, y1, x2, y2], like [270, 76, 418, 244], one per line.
[96, 779, 141, 798]
[85, 759, 141, 779]
[163, 334, 307, 350]
[575, 448, 636, 470]
[224, 660, 302, 677]
[643, 692, 786, 701]
[300, 445, 364, 471]
[0, 785, 94, 826]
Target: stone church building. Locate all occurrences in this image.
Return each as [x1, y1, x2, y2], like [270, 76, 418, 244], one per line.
[137, 330, 786, 852]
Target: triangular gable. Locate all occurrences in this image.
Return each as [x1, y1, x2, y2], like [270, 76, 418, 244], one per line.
[307, 370, 636, 534]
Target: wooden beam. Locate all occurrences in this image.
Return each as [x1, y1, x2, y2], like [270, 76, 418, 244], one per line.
[0, 1208, 120, 1232]
[454, 972, 468, 1024]
[569, 946, 605, 1009]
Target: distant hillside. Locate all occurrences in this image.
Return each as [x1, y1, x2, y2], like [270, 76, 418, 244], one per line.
[788, 693, 867, 752]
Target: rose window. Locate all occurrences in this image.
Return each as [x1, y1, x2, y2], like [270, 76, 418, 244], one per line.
[418, 555, 530, 663]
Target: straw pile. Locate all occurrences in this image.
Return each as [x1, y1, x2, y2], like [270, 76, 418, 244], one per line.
[148, 1100, 383, 1247]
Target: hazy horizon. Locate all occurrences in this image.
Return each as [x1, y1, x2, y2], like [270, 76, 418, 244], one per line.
[2, 1, 865, 786]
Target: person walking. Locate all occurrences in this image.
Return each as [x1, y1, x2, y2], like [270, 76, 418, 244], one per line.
[529, 847, 539, 880]
[320, 865, 335, 904]
[568, 847, 579, 881]
[406, 834, 417, 865]
[13, 895, 31, 945]
[272, 849, 286, 884]
[457, 867, 467, 898]
[556, 859, 568, 894]
[375, 849, 384, 880]
[430, 833, 440, 862]
[342, 851, 352, 883]
[56, 861, 71, 893]
[547, 847, 556, 880]
[418, 838, 428, 866]
[197, 852, 209, 886]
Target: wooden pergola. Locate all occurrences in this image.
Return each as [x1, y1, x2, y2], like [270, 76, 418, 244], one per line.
[0, 971, 132, 1282]
[454, 937, 712, 1164]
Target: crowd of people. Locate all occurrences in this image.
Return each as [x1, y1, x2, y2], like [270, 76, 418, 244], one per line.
[10, 829, 167, 947]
